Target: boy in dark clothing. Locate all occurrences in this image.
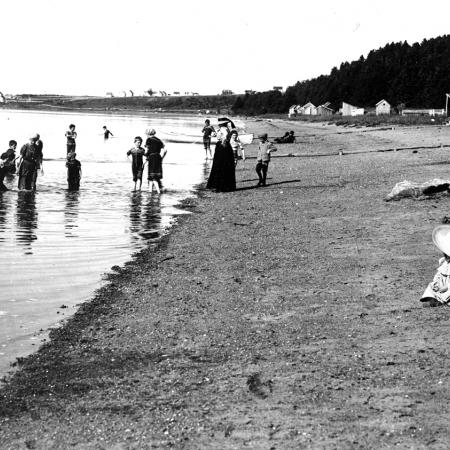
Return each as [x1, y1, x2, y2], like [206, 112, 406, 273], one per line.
[66, 152, 82, 190]
[202, 119, 216, 159]
[1, 140, 17, 173]
[103, 126, 113, 140]
[126, 136, 145, 191]
[0, 140, 17, 191]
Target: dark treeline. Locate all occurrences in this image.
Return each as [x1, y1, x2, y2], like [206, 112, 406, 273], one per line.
[233, 34, 450, 115]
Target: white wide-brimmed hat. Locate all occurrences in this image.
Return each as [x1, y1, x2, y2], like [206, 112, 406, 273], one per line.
[432, 225, 450, 255]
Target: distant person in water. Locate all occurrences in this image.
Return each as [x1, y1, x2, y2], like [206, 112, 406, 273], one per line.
[66, 151, 82, 190]
[65, 124, 77, 154]
[18, 134, 44, 191]
[202, 119, 216, 159]
[145, 128, 167, 194]
[127, 136, 145, 191]
[103, 126, 113, 140]
[0, 140, 17, 191]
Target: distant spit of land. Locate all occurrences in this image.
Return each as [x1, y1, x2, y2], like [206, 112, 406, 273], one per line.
[0, 94, 238, 115]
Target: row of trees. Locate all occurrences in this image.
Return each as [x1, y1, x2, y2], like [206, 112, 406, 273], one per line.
[233, 34, 450, 115]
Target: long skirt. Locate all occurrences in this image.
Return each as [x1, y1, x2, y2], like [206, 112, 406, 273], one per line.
[147, 153, 163, 182]
[206, 142, 236, 192]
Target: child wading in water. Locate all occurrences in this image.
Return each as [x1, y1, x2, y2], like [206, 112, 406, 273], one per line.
[0, 140, 18, 191]
[127, 136, 145, 191]
[202, 119, 216, 160]
[255, 133, 277, 187]
[65, 124, 77, 154]
[66, 152, 82, 190]
[421, 225, 450, 307]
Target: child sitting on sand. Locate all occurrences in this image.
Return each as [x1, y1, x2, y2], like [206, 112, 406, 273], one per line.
[420, 225, 450, 307]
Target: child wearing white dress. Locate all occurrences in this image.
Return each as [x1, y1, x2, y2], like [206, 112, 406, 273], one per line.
[229, 130, 244, 166]
[421, 225, 450, 307]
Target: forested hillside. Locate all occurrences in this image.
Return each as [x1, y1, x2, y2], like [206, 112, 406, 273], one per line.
[233, 35, 450, 115]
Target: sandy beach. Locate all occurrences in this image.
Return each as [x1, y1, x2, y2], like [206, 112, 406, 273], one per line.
[1, 118, 450, 449]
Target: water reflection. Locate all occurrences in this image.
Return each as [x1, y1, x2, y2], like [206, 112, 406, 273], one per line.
[64, 190, 80, 237]
[15, 191, 38, 254]
[0, 195, 10, 237]
[142, 195, 162, 241]
[129, 192, 162, 242]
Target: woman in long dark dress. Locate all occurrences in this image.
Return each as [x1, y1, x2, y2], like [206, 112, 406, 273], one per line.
[145, 128, 167, 194]
[206, 117, 236, 192]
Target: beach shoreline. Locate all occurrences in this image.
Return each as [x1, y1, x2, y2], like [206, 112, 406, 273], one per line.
[1, 118, 450, 448]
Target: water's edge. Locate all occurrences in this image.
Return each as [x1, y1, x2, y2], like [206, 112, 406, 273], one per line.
[0, 183, 206, 384]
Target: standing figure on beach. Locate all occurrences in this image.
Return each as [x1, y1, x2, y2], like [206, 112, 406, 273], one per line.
[18, 134, 44, 191]
[65, 124, 77, 154]
[0, 140, 17, 191]
[202, 119, 216, 159]
[103, 126, 113, 140]
[255, 133, 277, 187]
[66, 152, 82, 190]
[206, 117, 236, 192]
[127, 136, 146, 191]
[230, 129, 245, 166]
[145, 129, 167, 194]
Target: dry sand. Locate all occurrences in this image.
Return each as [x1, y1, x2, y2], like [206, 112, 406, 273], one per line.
[1, 118, 450, 449]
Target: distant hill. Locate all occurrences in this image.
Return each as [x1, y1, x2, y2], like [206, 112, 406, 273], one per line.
[233, 34, 450, 115]
[2, 94, 238, 114]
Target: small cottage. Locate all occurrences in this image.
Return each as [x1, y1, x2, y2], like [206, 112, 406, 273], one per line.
[302, 102, 317, 115]
[376, 99, 391, 115]
[317, 102, 334, 116]
[342, 102, 364, 116]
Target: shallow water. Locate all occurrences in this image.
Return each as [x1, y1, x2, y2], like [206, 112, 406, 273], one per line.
[0, 109, 213, 377]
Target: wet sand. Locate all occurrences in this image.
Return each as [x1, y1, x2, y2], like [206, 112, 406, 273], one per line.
[1, 119, 450, 448]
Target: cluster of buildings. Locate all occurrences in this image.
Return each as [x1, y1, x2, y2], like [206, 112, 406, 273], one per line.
[289, 99, 446, 118]
[288, 102, 334, 117]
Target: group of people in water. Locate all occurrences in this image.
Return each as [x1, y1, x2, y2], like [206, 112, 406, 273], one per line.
[0, 124, 167, 194]
[0, 117, 289, 195]
[0, 135, 45, 192]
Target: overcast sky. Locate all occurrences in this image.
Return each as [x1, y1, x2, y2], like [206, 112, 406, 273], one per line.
[2, 0, 450, 96]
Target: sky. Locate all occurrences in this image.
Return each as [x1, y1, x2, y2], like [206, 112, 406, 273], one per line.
[1, 0, 450, 96]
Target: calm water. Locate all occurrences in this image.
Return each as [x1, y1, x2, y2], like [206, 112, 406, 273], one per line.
[0, 109, 214, 377]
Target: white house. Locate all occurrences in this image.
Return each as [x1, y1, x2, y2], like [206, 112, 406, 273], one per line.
[376, 99, 391, 115]
[342, 102, 364, 116]
[301, 102, 317, 115]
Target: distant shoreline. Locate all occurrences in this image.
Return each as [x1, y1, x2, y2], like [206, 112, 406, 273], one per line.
[1, 102, 447, 128]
